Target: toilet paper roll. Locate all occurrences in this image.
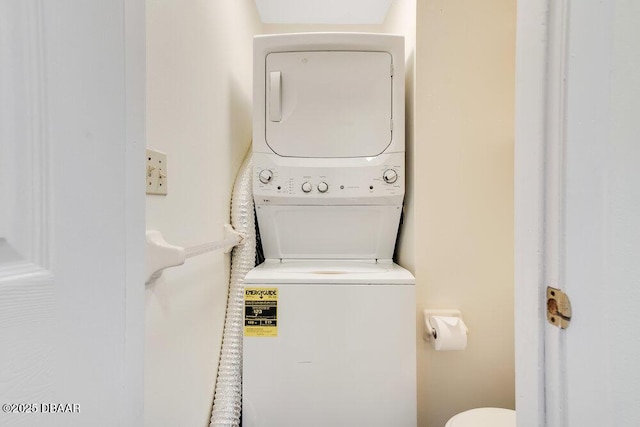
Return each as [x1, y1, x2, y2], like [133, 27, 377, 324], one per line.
[430, 316, 467, 351]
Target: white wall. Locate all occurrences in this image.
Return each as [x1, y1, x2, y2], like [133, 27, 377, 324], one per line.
[415, 1, 516, 426]
[144, 2, 262, 426]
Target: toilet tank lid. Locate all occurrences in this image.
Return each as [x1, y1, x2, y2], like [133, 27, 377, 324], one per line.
[446, 408, 515, 427]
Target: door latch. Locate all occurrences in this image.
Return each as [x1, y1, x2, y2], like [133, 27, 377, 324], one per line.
[547, 286, 571, 329]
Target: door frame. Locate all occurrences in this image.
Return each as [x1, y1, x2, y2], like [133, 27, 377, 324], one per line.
[123, 0, 146, 423]
[515, 0, 568, 425]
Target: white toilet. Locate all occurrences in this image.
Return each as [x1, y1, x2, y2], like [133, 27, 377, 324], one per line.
[445, 407, 516, 427]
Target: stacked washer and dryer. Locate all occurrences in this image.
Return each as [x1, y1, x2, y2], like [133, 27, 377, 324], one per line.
[243, 33, 416, 427]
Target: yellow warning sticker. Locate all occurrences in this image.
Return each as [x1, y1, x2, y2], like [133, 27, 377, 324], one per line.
[244, 287, 278, 337]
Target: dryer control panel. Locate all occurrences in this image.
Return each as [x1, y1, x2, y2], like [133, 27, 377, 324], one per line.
[253, 152, 405, 206]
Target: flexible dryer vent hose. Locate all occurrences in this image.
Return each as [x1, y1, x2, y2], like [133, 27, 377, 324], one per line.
[210, 150, 255, 426]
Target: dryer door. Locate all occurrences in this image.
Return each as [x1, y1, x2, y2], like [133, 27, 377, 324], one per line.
[265, 51, 393, 158]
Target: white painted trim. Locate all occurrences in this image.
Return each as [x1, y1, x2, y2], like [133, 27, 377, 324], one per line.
[123, 0, 146, 424]
[27, 0, 52, 271]
[542, 1, 570, 425]
[514, 0, 549, 426]
[516, 0, 574, 425]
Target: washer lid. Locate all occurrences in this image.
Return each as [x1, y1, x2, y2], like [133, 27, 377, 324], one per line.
[245, 260, 415, 285]
[446, 408, 515, 427]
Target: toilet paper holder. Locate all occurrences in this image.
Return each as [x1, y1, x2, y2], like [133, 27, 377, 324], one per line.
[423, 309, 468, 341]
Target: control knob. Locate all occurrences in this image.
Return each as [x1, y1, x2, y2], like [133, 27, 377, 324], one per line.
[301, 182, 312, 193]
[258, 169, 273, 184]
[317, 182, 328, 193]
[383, 169, 398, 184]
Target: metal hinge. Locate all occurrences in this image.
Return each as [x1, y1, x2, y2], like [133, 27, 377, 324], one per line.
[547, 286, 572, 329]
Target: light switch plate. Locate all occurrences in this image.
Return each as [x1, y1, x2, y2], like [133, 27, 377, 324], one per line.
[146, 149, 167, 195]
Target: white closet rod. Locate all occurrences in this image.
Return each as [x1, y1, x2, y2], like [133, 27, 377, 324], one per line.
[145, 224, 244, 284]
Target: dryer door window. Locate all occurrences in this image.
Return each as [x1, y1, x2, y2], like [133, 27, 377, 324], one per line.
[265, 51, 393, 158]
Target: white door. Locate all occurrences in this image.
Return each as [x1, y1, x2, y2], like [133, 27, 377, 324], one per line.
[0, 1, 145, 426]
[515, 0, 640, 426]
